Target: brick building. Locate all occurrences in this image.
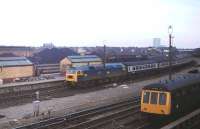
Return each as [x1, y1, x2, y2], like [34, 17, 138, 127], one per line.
[60, 55, 102, 73]
[0, 57, 34, 83]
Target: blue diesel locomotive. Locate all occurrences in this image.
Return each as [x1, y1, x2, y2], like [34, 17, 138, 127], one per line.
[65, 58, 192, 87]
[66, 63, 127, 86]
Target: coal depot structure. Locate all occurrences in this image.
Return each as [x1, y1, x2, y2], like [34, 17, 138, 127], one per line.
[0, 57, 34, 83]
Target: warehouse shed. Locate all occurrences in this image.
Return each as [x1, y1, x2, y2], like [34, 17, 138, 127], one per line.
[60, 55, 102, 73]
[0, 57, 34, 83]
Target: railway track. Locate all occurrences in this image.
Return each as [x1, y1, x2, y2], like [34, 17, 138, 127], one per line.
[161, 107, 200, 129]
[14, 96, 150, 129]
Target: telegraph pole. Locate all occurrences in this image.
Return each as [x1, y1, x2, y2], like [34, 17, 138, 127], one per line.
[168, 25, 173, 80]
[103, 44, 106, 68]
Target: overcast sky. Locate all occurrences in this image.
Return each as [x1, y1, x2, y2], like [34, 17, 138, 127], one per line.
[0, 0, 199, 48]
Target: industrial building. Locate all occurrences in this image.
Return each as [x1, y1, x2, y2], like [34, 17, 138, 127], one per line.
[153, 38, 161, 48]
[60, 55, 102, 73]
[0, 57, 34, 83]
[0, 46, 35, 57]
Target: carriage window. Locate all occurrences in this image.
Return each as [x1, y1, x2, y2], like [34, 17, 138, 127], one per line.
[143, 91, 150, 104]
[150, 92, 158, 104]
[128, 66, 132, 72]
[159, 93, 167, 105]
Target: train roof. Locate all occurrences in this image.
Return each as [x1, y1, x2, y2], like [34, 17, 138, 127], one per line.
[69, 63, 125, 71]
[143, 73, 200, 91]
[122, 57, 183, 66]
[123, 60, 157, 66]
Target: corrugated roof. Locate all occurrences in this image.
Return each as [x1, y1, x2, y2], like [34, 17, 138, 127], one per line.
[70, 63, 124, 71]
[67, 55, 102, 63]
[0, 57, 33, 67]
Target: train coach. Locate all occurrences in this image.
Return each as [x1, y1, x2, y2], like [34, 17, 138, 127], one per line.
[141, 73, 200, 116]
[65, 58, 192, 86]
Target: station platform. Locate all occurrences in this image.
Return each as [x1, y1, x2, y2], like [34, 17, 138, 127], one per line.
[0, 77, 64, 95]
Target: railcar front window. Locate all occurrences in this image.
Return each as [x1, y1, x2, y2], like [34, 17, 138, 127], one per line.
[159, 93, 167, 105]
[143, 91, 150, 104]
[150, 92, 158, 104]
[67, 70, 76, 74]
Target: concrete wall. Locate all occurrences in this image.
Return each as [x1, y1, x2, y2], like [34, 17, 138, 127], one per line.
[0, 79, 64, 94]
[0, 65, 34, 80]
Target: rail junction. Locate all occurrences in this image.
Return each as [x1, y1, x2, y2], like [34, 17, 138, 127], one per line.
[0, 57, 199, 129]
[0, 60, 195, 108]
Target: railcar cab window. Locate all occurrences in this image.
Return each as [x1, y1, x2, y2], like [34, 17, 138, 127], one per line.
[67, 69, 76, 74]
[143, 91, 150, 104]
[89, 66, 95, 70]
[77, 71, 82, 75]
[150, 92, 158, 104]
[159, 93, 167, 105]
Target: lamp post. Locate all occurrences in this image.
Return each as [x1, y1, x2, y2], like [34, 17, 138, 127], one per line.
[168, 25, 173, 80]
[103, 44, 106, 69]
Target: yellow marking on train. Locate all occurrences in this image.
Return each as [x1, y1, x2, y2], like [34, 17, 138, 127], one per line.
[141, 90, 171, 115]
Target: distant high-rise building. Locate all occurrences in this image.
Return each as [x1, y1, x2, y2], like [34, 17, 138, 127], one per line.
[43, 43, 54, 49]
[77, 47, 87, 55]
[153, 38, 161, 48]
